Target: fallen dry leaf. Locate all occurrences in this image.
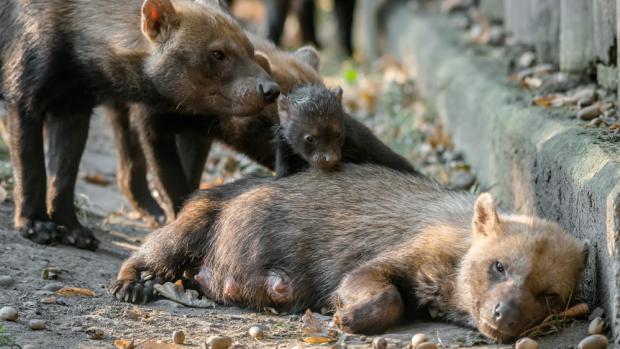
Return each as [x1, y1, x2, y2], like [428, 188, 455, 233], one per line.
[303, 336, 337, 344]
[301, 309, 338, 343]
[153, 281, 215, 308]
[114, 339, 135, 349]
[521, 302, 589, 338]
[557, 302, 589, 319]
[301, 309, 323, 335]
[56, 286, 97, 297]
[532, 95, 555, 108]
[82, 172, 111, 186]
[41, 267, 61, 280]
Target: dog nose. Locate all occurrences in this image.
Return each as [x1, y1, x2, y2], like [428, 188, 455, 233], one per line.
[492, 301, 519, 326]
[317, 152, 340, 170]
[259, 81, 280, 103]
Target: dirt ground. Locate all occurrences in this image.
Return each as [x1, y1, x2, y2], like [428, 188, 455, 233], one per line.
[0, 21, 592, 348]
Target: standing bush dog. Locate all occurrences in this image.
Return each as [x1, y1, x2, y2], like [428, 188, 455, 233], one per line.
[107, 31, 324, 224]
[0, 0, 278, 249]
[112, 164, 586, 342]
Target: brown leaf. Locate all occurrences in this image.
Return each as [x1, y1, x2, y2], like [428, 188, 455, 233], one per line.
[114, 339, 135, 349]
[301, 309, 338, 343]
[301, 309, 323, 335]
[302, 336, 337, 344]
[557, 302, 589, 319]
[532, 95, 555, 108]
[56, 286, 97, 297]
[41, 267, 61, 280]
[82, 173, 111, 186]
[153, 281, 215, 308]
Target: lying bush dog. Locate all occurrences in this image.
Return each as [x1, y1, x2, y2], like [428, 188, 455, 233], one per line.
[112, 165, 586, 342]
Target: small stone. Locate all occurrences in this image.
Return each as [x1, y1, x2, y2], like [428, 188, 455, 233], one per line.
[578, 335, 608, 349]
[248, 326, 264, 339]
[578, 105, 602, 121]
[416, 343, 438, 349]
[578, 97, 595, 109]
[450, 170, 475, 189]
[488, 26, 504, 46]
[40, 296, 57, 304]
[43, 283, 64, 292]
[371, 337, 387, 349]
[0, 307, 18, 321]
[540, 73, 585, 94]
[586, 118, 604, 128]
[71, 326, 82, 332]
[29, 319, 46, 330]
[206, 335, 233, 349]
[589, 307, 605, 321]
[35, 290, 55, 296]
[0, 276, 15, 287]
[589, 317, 605, 335]
[86, 327, 104, 340]
[359, 336, 367, 342]
[41, 267, 60, 280]
[518, 51, 536, 69]
[515, 337, 538, 349]
[172, 330, 185, 344]
[411, 333, 429, 348]
[22, 345, 36, 349]
[23, 301, 36, 308]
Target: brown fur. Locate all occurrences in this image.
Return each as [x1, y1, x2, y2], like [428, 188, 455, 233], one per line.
[110, 33, 323, 222]
[112, 165, 586, 342]
[0, 0, 278, 248]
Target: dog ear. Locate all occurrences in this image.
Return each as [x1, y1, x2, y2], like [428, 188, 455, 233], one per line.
[472, 193, 502, 239]
[294, 46, 320, 72]
[141, 0, 178, 43]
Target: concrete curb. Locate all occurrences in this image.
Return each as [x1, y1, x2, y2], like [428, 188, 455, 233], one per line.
[385, 5, 620, 342]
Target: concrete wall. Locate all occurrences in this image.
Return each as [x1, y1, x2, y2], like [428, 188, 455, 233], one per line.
[385, 5, 620, 344]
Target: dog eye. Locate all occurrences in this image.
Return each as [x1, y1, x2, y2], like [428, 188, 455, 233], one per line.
[304, 135, 316, 144]
[211, 50, 225, 60]
[494, 260, 505, 274]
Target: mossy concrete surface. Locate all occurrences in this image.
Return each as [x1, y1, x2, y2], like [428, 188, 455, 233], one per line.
[385, 4, 620, 344]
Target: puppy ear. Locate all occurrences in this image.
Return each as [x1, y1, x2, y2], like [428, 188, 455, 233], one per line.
[332, 86, 343, 103]
[141, 0, 178, 43]
[255, 51, 272, 75]
[294, 46, 320, 72]
[277, 95, 291, 122]
[472, 193, 501, 239]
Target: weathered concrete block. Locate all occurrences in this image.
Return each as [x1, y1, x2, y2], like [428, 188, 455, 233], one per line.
[480, 0, 504, 23]
[534, 0, 560, 65]
[560, 0, 594, 71]
[504, 0, 536, 44]
[597, 64, 618, 91]
[593, 0, 616, 65]
[386, 5, 620, 343]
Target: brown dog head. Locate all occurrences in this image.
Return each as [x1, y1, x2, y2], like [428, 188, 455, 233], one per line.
[458, 193, 587, 342]
[140, 0, 279, 116]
